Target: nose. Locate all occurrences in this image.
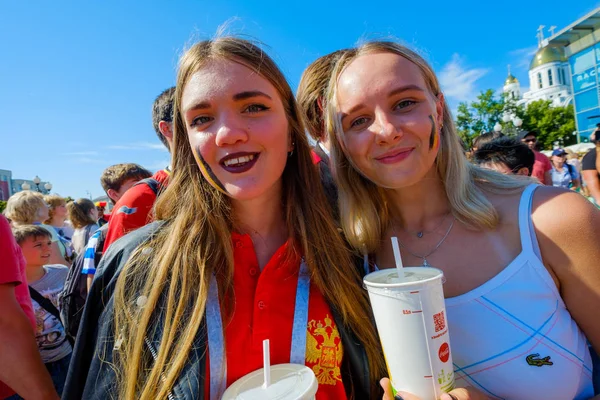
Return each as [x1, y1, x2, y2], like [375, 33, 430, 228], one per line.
[373, 111, 402, 145]
[215, 113, 248, 147]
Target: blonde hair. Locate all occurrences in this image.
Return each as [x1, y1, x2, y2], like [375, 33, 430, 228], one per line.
[44, 195, 66, 224]
[112, 37, 385, 399]
[66, 198, 96, 229]
[4, 191, 46, 225]
[325, 41, 531, 253]
[297, 50, 347, 141]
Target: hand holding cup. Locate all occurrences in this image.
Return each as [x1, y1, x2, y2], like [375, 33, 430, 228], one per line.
[380, 378, 491, 400]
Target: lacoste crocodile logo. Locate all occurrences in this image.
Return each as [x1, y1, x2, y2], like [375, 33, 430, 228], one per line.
[526, 353, 553, 367]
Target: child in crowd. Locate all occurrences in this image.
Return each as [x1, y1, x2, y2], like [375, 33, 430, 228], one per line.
[4, 191, 69, 266]
[11, 225, 72, 397]
[66, 198, 99, 255]
[44, 195, 75, 240]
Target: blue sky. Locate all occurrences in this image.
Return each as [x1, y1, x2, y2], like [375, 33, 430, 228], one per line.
[1, 1, 598, 199]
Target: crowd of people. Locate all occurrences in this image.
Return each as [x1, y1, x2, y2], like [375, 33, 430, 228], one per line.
[1, 36, 599, 400]
[469, 128, 600, 197]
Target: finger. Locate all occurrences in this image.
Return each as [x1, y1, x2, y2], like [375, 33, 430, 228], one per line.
[394, 391, 422, 400]
[440, 394, 460, 400]
[441, 387, 485, 400]
[380, 378, 394, 400]
[379, 378, 423, 400]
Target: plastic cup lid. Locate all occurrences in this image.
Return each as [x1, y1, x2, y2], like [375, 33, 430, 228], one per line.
[363, 267, 444, 290]
[222, 363, 318, 400]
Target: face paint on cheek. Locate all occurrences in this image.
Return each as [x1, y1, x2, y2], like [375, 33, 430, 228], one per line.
[428, 115, 439, 150]
[193, 146, 228, 194]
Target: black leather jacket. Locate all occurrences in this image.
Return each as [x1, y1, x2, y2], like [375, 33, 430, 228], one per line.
[62, 222, 379, 399]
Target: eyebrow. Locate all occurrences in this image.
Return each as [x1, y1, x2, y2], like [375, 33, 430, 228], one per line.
[341, 84, 426, 122]
[185, 101, 211, 113]
[232, 90, 272, 101]
[184, 91, 273, 114]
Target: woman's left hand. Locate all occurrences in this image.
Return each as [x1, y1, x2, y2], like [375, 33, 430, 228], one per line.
[380, 378, 490, 400]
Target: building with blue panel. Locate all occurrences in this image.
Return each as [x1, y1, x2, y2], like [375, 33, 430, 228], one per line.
[548, 8, 600, 141]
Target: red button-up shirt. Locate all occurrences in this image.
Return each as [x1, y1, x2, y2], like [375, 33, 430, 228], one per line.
[206, 232, 347, 399]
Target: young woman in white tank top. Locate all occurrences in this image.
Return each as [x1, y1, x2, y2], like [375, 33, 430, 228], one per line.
[324, 41, 600, 399]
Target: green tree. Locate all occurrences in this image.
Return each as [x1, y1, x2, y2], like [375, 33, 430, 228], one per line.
[455, 89, 504, 148]
[521, 100, 576, 150]
[455, 102, 474, 146]
[0, 200, 6, 214]
[454, 91, 576, 150]
[64, 196, 74, 203]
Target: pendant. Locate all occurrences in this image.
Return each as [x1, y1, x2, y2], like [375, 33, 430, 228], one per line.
[417, 231, 424, 238]
[422, 258, 429, 267]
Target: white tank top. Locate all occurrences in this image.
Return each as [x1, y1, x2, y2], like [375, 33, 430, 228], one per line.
[445, 184, 593, 399]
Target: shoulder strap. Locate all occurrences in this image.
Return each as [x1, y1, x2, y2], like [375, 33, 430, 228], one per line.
[518, 184, 542, 259]
[29, 286, 62, 321]
[134, 177, 162, 196]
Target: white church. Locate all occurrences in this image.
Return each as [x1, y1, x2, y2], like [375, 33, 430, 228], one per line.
[503, 26, 573, 108]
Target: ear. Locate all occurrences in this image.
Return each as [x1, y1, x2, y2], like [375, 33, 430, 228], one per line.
[158, 121, 174, 145]
[435, 93, 445, 130]
[516, 167, 530, 176]
[106, 189, 119, 203]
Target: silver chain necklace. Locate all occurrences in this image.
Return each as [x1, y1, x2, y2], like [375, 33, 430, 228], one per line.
[394, 217, 456, 266]
[402, 212, 451, 239]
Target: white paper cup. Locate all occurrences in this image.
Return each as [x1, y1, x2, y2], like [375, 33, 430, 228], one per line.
[221, 363, 318, 400]
[364, 267, 454, 400]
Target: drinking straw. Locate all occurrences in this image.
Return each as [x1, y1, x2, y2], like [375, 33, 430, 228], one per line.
[263, 339, 271, 388]
[391, 237, 404, 278]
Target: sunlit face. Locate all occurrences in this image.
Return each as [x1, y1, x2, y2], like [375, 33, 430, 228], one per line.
[21, 235, 52, 267]
[336, 52, 444, 189]
[552, 154, 566, 166]
[89, 207, 99, 221]
[53, 202, 68, 218]
[522, 135, 536, 150]
[181, 59, 291, 201]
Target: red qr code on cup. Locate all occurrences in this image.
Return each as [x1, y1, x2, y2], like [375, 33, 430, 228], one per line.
[433, 311, 445, 332]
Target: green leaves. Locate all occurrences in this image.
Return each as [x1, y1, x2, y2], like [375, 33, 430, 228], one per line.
[521, 100, 576, 149]
[454, 90, 575, 150]
[455, 89, 504, 148]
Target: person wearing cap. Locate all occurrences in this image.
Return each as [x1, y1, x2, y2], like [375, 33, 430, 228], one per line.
[550, 148, 581, 190]
[519, 131, 552, 185]
[94, 202, 109, 227]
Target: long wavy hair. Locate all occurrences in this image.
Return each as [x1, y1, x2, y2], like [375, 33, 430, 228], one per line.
[112, 37, 385, 399]
[325, 41, 531, 253]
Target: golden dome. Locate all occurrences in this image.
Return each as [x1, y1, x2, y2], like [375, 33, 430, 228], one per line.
[505, 74, 519, 85]
[530, 46, 566, 69]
